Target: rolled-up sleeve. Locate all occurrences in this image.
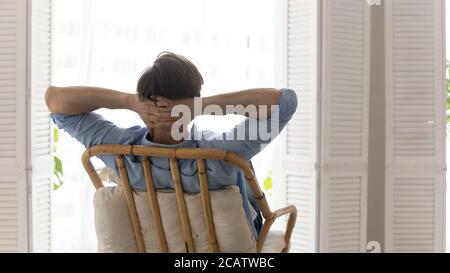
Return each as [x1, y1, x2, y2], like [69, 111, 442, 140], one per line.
[51, 112, 144, 169]
[203, 88, 298, 160]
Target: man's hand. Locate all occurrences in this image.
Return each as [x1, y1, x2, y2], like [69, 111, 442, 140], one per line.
[131, 95, 182, 129]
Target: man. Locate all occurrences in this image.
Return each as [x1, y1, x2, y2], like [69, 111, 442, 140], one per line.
[45, 52, 298, 238]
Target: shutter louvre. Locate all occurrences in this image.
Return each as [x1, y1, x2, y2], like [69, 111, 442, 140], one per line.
[29, 0, 53, 253]
[320, 0, 370, 253]
[283, 0, 320, 253]
[0, 0, 29, 253]
[385, 0, 446, 253]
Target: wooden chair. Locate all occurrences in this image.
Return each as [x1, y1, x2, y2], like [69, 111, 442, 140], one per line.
[82, 144, 297, 253]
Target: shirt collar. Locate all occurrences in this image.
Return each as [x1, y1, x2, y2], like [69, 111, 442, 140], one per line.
[141, 132, 195, 148]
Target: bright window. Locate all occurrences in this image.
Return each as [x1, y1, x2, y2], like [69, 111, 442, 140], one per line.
[52, 0, 277, 252]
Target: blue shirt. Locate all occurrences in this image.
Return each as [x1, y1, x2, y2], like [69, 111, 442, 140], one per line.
[51, 88, 298, 238]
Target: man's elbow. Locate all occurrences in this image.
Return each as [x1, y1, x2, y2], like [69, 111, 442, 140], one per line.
[45, 86, 60, 113]
[284, 89, 298, 113]
[278, 89, 298, 123]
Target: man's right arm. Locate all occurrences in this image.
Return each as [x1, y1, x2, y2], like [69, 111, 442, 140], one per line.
[201, 88, 283, 119]
[151, 88, 298, 160]
[201, 88, 298, 160]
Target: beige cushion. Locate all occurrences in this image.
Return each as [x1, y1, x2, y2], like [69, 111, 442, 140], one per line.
[260, 231, 286, 253]
[94, 186, 258, 252]
[94, 168, 286, 253]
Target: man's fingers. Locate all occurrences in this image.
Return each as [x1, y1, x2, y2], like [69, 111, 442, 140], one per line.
[148, 121, 177, 129]
[140, 96, 171, 107]
[143, 113, 179, 124]
[140, 100, 169, 111]
[146, 112, 179, 121]
[141, 105, 171, 115]
[155, 100, 170, 107]
[155, 96, 171, 106]
[138, 95, 186, 130]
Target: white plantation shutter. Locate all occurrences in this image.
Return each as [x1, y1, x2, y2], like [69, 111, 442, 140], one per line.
[283, 0, 370, 253]
[0, 0, 29, 252]
[0, 0, 52, 252]
[29, 0, 53, 252]
[385, 0, 445, 253]
[319, 0, 370, 253]
[282, 0, 319, 253]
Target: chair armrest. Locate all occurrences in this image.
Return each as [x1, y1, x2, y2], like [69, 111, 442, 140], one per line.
[256, 205, 297, 253]
[273, 205, 297, 219]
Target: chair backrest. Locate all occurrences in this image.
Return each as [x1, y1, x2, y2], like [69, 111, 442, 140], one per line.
[82, 144, 296, 253]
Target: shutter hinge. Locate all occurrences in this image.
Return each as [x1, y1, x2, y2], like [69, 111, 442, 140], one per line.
[314, 163, 320, 170]
[27, 182, 33, 195]
[25, 167, 33, 194]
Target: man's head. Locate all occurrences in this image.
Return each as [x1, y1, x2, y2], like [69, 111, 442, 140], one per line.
[137, 52, 203, 101]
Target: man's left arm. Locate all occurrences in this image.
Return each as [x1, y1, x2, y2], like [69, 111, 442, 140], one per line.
[45, 86, 154, 169]
[45, 86, 138, 115]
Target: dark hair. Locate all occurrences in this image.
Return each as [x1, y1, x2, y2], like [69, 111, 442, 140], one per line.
[137, 52, 203, 101]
